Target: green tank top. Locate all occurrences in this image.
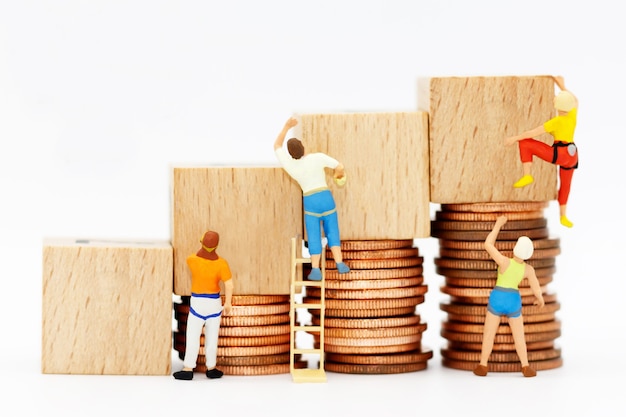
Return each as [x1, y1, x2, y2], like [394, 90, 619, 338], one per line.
[495, 258, 525, 289]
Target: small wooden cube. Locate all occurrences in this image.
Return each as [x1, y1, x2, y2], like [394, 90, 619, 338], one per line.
[172, 167, 302, 295]
[298, 112, 430, 239]
[42, 239, 173, 375]
[419, 76, 558, 203]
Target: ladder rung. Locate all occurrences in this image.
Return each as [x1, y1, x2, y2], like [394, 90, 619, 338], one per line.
[293, 326, 322, 332]
[293, 348, 323, 355]
[295, 258, 311, 264]
[295, 303, 323, 309]
[292, 281, 323, 287]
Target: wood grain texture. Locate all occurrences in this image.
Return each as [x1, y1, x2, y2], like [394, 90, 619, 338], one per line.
[299, 112, 430, 239]
[41, 239, 173, 375]
[419, 76, 558, 203]
[172, 167, 302, 295]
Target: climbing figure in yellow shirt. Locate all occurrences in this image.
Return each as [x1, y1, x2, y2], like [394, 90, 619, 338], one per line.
[505, 76, 579, 227]
[473, 216, 545, 378]
[173, 231, 233, 381]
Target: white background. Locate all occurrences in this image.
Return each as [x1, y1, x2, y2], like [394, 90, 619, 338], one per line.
[1, 1, 624, 416]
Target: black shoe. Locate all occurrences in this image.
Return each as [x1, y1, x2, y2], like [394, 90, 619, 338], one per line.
[206, 368, 224, 379]
[173, 370, 194, 380]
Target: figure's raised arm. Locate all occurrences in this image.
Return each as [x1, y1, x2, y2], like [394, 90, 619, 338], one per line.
[485, 216, 509, 267]
[274, 117, 298, 150]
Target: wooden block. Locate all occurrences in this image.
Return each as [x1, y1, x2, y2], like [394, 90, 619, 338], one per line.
[41, 239, 173, 375]
[419, 76, 558, 203]
[298, 112, 430, 239]
[172, 167, 302, 295]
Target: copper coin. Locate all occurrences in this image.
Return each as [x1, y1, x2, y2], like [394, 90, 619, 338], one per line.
[218, 324, 290, 337]
[441, 357, 562, 372]
[218, 334, 291, 347]
[306, 285, 428, 300]
[227, 294, 290, 305]
[438, 238, 560, 251]
[192, 362, 304, 375]
[311, 306, 418, 318]
[326, 257, 423, 270]
[325, 267, 423, 280]
[322, 341, 423, 354]
[220, 313, 290, 327]
[303, 296, 424, 310]
[436, 210, 546, 221]
[323, 323, 427, 338]
[440, 285, 545, 298]
[441, 320, 561, 334]
[325, 361, 428, 374]
[321, 334, 422, 347]
[332, 247, 419, 260]
[441, 329, 561, 344]
[431, 228, 549, 241]
[216, 343, 291, 357]
[326, 348, 433, 365]
[311, 314, 422, 329]
[432, 218, 547, 231]
[436, 265, 556, 279]
[215, 353, 291, 366]
[444, 276, 552, 288]
[228, 304, 290, 316]
[337, 240, 414, 251]
[325, 276, 424, 290]
[449, 292, 557, 306]
[435, 257, 555, 270]
[439, 247, 561, 260]
[445, 312, 557, 324]
[445, 340, 555, 352]
[441, 347, 561, 363]
[440, 202, 549, 212]
[440, 301, 560, 316]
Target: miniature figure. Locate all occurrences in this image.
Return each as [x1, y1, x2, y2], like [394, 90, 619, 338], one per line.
[505, 75, 579, 228]
[173, 231, 233, 380]
[274, 117, 350, 281]
[473, 216, 545, 378]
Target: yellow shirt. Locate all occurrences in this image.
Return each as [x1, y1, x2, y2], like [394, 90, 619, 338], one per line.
[187, 254, 232, 294]
[544, 107, 577, 143]
[495, 258, 525, 290]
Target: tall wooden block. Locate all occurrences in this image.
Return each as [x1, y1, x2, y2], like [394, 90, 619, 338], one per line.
[419, 76, 558, 203]
[41, 239, 173, 375]
[298, 112, 430, 239]
[172, 167, 302, 295]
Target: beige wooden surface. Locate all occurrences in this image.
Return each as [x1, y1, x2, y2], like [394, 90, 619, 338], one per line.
[298, 112, 430, 239]
[41, 239, 173, 375]
[172, 167, 302, 295]
[418, 76, 558, 203]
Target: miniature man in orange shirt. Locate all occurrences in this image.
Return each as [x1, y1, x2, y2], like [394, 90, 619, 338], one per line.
[173, 231, 233, 380]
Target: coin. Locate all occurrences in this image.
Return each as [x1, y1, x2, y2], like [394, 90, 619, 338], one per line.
[439, 247, 561, 260]
[441, 329, 561, 344]
[435, 210, 546, 221]
[441, 357, 562, 372]
[324, 267, 423, 280]
[220, 313, 291, 327]
[440, 347, 561, 363]
[322, 341, 422, 354]
[445, 312, 557, 324]
[441, 320, 561, 334]
[303, 296, 424, 310]
[440, 202, 549, 212]
[325, 276, 424, 290]
[436, 265, 556, 279]
[306, 285, 428, 300]
[444, 276, 552, 288]
[218, 324, 290, 337]
[326, 257, 423, 270]
[445, 340, 555, 352]
[325, 361, 428, 374]
[311, 314, 422, 329]
[438, 238, 560, 251]
[337, 240, 414, 251]
[326, 348, 433, 365]
[332, 247, 419, 260]
[449, 292, 557, 306]
[215, 353, 292, 366]
[432, 218, 547, 231]
[228, 304, 291, 316]
[440, 285, 545, 298]
[439, 301, 560, 316]
[323, 323, 427, 338]
[313, 306, 418, 318]
[435, 257, 555, 270]
[431, 228, 549, 241]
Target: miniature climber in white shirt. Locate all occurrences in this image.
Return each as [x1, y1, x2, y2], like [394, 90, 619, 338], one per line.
[274, 117, 350, 280]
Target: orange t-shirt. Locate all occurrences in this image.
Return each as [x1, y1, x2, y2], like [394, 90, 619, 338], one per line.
[187, 255, 232, 294]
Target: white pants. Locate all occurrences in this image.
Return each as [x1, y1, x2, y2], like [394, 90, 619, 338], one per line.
[183, 295, 222, 370]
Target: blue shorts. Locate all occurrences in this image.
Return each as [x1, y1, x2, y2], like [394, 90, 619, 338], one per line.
[303, 189, 340, 254]
[487, 287, 522, 318]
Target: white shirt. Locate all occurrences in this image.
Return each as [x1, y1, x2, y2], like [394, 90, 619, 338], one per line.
[275, 148, 339, 194]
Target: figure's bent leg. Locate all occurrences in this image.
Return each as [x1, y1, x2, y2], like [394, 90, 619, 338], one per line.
[474, 311, 500, 376]
[514, 139, 554, 188]
[558, 167, 575, 228]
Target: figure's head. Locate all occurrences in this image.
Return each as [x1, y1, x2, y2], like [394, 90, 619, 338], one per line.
[199, 231, 219, 260]
[287, 138, 305, 159]
[554, 91, 576, 112]
[513, 236, 534, 260]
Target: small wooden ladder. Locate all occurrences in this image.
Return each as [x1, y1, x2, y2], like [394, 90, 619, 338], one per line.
[289, 236, 327, 383]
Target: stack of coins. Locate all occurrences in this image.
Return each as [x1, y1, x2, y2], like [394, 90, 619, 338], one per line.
[173, 294, 307, 375]
[431, 202, 563, 373]
[303, 239, 433, 374]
